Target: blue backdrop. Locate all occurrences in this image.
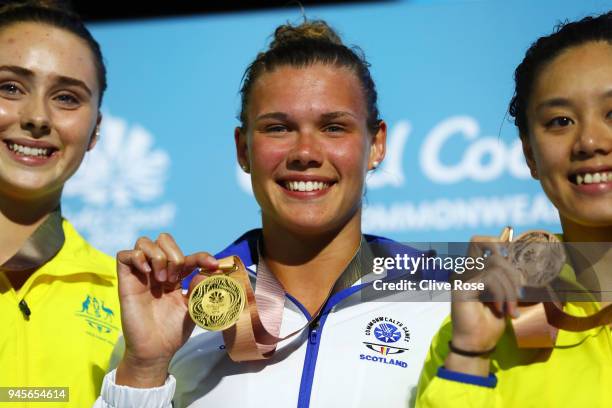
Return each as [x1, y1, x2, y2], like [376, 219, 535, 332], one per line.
[61, 0, 611, 255]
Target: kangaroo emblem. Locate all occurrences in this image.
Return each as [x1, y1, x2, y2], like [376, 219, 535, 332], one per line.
[80, 295, 91, 313]
[101, 301, 114, 321]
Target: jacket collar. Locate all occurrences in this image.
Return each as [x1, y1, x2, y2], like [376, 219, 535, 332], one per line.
[183, 229, 390, 290]
[1, 207, 64, 272]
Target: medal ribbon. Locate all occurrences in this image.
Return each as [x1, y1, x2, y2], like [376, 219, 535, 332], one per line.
[200, 256, 335, 362]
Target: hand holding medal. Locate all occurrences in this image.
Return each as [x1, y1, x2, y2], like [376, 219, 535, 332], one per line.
[454, 226, 611, 350]
[114, 234, 220, 388]
[507, 228, 612, 342]
[446, 227, 568, 375]
[114, 230, 312, 387]
[446, 229, 522, 365]
[187, 255, 331, 362]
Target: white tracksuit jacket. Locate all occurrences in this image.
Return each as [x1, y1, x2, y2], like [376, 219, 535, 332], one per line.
[95, 230, 450, 408]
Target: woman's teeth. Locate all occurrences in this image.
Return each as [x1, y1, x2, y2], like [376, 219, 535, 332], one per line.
[7, 142, 52, 157]
[575, 171, 612, 185]
[285, 181, 330, 192]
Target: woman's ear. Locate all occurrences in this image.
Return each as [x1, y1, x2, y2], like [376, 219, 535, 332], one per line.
[235, 126, 250, 173]
[368, 120, 387, 170]
[520, 134, 538, 179]
[88, 113, 102, 151]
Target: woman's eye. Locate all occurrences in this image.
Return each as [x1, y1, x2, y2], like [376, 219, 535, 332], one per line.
[54, 93, 80, 107]
[545, 116, 574, 128]
[0, 82, 23, 96]
[324, 124, 345, 133]
[265, 125, 288, 133]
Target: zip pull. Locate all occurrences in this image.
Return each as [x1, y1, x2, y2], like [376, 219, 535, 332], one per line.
[19, 299, 31, 319]
[309, 324, 319, 345]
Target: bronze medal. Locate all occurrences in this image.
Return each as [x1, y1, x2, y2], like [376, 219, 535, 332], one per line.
[504, 227, 612, 346]
[509, 230, 566, 287]
[188, 274, 246, 331]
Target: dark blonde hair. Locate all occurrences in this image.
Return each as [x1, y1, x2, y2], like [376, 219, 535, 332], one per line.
[239, 20, 381, 133]
[0, 0, 107, 104]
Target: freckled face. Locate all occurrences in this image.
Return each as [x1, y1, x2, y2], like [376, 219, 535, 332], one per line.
[524, 41, 612, 227]
[237, 64, 385, 235]
[0, 22, 100, 201]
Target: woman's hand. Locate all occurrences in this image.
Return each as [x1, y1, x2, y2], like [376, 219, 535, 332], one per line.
[114, 233, 219, 387]
[445, 235, 522, 376]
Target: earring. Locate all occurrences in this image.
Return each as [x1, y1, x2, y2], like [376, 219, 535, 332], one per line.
[241, 164, 249, 172]
[95, 126, 100, 138]
[371, 161, 379, 169]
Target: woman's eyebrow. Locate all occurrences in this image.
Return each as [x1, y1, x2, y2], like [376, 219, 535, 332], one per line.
[320, 111, 357, 121]
[0, 64, 92, 96]
[536, 89, 612, 113]
[255, 111, 357, 122]
[0, 64, 33, 77]
[255, 112, 288, 121]
[55, 75, 92, 96]
[535, 97, 573, 113]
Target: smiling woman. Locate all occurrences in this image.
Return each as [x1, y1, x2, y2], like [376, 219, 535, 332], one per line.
[0, 23, 99, 199]
[239, 63, 381, 266]
[0, 2, 120, 407]
[416, 11, 612, 408]
[523, 41, 612, 230]
[95, 19, 450, 408]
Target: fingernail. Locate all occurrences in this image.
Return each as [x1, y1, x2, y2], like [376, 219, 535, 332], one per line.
[158, 269, 167, 281]
[143, 263, 152, 273]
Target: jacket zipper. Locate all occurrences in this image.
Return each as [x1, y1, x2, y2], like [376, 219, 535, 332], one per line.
[297, 322, 320, 408]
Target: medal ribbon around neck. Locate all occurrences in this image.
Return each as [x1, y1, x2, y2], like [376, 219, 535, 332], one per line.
[187, 255, 334, 362]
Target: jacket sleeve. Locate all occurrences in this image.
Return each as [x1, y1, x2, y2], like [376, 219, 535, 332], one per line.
[415, 317, 497, 408]
[93, 335, 175, 408]
[92, 369, 175, 408]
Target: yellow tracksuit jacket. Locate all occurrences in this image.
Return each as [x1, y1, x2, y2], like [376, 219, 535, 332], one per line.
[0, 220, 121, 407]
[416, 301, 612, 407]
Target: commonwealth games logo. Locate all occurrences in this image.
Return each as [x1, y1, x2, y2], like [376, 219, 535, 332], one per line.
[374, 323, 402, 343]
[362, 316, 410, 357]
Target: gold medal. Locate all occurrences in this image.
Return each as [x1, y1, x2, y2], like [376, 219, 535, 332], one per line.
[188, 274, 246, 331]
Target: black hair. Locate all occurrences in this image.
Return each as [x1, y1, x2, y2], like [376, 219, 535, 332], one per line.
[509, 11, 612, 137]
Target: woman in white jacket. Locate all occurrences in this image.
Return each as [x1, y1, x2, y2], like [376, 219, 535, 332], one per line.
[96, 19, 449, 408]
